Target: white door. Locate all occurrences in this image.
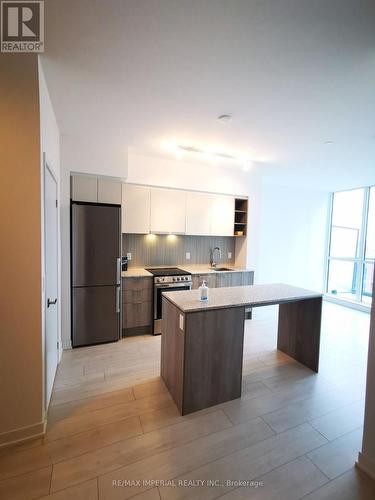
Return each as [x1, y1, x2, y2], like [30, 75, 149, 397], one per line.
[44, 164, 59, 407]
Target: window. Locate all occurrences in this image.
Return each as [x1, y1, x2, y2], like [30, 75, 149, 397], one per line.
[326, 186, 374, 306]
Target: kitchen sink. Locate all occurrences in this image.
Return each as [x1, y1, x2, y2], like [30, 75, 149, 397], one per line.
[211, 267, 233, 271]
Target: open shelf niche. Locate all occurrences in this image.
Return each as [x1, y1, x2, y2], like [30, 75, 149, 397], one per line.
[234, 198, 248, 237]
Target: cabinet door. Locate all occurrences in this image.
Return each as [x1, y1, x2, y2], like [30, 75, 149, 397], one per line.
[230, 272, 242, 286]
[150, 188, 186, 234]
[123, 302, 152, 328]
[71, 175, 97, 202]
[192, 276, 200, 290]
[210, 195, 235, 236]
[122, 277, 153, 303]
[185, 192, 211, 235]
[192, 274, 216, 289]
[122, 184, 151, 234]
[241, 271, 254, 285]
[98, 179, 122, 204]
[216, 273, 232, 288]
[201, 274, 217, 288]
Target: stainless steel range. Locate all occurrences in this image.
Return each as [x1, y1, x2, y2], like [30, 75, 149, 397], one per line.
[145, 267, 192, 335]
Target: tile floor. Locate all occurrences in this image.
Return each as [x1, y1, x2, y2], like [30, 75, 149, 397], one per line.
[0, 302, 374, 499]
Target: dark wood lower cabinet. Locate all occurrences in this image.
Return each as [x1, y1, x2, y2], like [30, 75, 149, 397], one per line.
[192, 271, 254, 290]
[122, 271, 254, 338]
[122, 277, 153, 337]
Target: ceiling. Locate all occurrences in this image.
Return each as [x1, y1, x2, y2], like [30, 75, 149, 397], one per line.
[42, 0, 375, 189]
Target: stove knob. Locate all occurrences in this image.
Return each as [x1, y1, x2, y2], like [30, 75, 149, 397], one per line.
[172, 277, 176, 282]
[176, 277, 180, 281]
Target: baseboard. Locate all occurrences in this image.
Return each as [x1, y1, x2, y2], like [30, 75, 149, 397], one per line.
[356, 452, 375, 480]
[0, 419, 46, 449]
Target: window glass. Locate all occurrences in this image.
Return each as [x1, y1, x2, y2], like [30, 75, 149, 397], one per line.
[330, 189, 364, 258]
[362, 261, 374, 304]
[365, 187, 375, 260]
[327, 259, 358, 302]
[327, 186, 374, 306]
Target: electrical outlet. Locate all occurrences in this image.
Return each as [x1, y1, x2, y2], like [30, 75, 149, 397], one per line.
[228, 252, 232, 259]
[186, 252, 191, 260]
[127, 252, 132, 261]
[179, 314, 184, 330]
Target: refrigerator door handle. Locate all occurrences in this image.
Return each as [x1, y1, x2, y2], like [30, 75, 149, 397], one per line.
[116, 257, 121, 284]
[115, 286, 120, 313]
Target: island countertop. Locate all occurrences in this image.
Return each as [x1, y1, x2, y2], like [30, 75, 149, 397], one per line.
[162, 283, 322, 313]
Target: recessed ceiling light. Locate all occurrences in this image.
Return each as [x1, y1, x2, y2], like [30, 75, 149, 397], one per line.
[218, 114, 232, 123]
[324, 140, 334, 145]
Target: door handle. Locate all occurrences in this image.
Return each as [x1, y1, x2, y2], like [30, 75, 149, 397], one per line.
[115, 286, 120, 313]
[47, 298, 57, 308]
[116, 257, 121, 284]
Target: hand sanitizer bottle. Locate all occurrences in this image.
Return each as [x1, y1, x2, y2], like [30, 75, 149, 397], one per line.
[199, 280, 209, 302]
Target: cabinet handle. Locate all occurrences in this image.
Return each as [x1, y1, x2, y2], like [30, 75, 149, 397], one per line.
[115, 286, 120, 313]
[116, 258, 121, 284]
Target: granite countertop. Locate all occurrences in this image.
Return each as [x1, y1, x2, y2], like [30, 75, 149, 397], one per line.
[162, 283, 322, 313]
[121, 268, 153, 278]
[122, 265, 253, 278]
[179, 265, 252, 275]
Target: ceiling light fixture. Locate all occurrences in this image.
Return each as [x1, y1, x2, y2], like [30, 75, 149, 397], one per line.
[218, 114, 232, 123]
[174, 143, 257, 168]
[324, 140, 334, 145]
[177, 144, 237, 161]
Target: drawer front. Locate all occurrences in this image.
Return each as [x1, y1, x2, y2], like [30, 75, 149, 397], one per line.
[122, 277, 153, 292]
[123, 287, 152, 304]
[122, 301, 152, 329]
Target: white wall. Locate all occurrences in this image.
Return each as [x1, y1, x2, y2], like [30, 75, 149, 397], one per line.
[127, 153, 249, 196]
[257, 182, 330, 291]
[38, 59, 61, 368]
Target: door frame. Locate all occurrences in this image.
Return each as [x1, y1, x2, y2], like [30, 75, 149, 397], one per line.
[42, 152, 60, 413]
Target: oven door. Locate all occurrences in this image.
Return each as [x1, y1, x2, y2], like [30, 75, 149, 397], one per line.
[154, 284, 191, 320]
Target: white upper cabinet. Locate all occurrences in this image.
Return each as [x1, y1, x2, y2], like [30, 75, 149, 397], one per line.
[210, 195, 235, 236]
[98, 179, 122, 204]
[185, 192, 212, 235]
[150, 188, 186, 234]
[122, 184, 151, 234]
[71, 175, 97, 202]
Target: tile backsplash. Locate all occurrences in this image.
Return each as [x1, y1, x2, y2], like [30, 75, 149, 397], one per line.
[122, 234, 235, 268]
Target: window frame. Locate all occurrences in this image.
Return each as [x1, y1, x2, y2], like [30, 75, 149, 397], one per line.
[325, 185, 374, 305]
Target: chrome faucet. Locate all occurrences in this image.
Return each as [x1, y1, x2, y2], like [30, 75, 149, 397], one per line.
[211, 247, 221, 267]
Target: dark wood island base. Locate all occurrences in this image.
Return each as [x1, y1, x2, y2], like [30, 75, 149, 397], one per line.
[161, 284, 323, 416]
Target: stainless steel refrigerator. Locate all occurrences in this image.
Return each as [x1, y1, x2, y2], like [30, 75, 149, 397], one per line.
[71, 203, 121, 347]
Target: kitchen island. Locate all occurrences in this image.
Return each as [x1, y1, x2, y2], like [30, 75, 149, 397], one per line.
[161, 283, 322, 415]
